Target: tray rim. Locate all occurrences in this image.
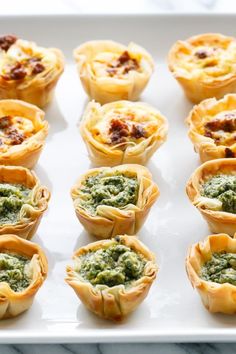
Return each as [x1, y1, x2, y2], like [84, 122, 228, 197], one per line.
[0, 12, 236, 344]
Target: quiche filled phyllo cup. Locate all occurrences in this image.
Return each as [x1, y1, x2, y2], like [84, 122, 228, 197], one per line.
[0, 165, 50, 240]
[66, 235, 157, 321]
[168, 33, 236, 104]
[0, 34, 64, 107]
[186, 158, 236, 236]
[71, 164, 159, 239]
[80, 100, 168, 166]
[187, 94, 236, 162]
[74, 40, 154, 104]
[0, 99, 48, 168]
[186, 233, 236, 314]
[0, 234, 47, 319]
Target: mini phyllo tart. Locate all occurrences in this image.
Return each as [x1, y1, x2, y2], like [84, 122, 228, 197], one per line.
[74, 40, 154, 104]
[66, 235, 157, 321]
[0, 234, 47, 319]
[0, 165, 50, 240]
[71, 164, 159, 239]
[187, 94, 236, 162]
[168, 33, 236, 104]
[0, 35, 64, 107]
[80, 100, 168, 166]
[0, 99, 48, 168]
[186, 158, 236, 236]
[186, 233, 236, 314]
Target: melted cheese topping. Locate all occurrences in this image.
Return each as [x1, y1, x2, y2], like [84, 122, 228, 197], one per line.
[90, 51, 142, 79]
[173, 37, 236, 81]
[91, 106, 159, 147]
[0, 39, 58, 79]
[0, 116, 35, 152]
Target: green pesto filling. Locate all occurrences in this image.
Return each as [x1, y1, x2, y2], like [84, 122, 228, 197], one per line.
[0, 183, 32, 225]
[79, 241, 146, 287]
[202, 174, 236, 214]
[78, 172, 139, 216]
[201, 252, 236, 286]
[0, 253, 30, 292]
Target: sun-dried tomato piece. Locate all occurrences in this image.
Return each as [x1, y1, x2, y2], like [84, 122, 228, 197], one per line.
[131, 124, 146, 139]
[109, 119, 129, 144]
[0, 116, 12, 130]
[225, 147, 235, 158]
[32, 62, 45, 75]
[6, 127, 25, 145]
[0, 35, 17, 51]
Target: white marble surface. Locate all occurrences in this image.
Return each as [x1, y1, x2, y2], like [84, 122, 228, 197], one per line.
[1, 1, 236, 353]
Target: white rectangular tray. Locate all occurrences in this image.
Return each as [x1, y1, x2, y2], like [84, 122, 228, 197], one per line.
[0, 13, 236, 343]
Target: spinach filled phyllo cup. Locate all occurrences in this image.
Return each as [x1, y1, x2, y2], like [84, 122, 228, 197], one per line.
[80, 100, 168, 166]
[186, 158, 236, 236]
[71, 164, 159, 239]
[0, 165, 50, 240]
[74, 40, 154, 104]
[187, 94, 236, 162]
[0, 99, 48, 168]
[0, 35, 64, 107]
[66, 235, 157, 321]
[168, 33, 236, 104]
[186, 233, 236, 314]
[0, 234, 47, 319]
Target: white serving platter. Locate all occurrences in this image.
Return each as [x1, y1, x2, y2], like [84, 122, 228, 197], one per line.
[0, 13, 236, 343]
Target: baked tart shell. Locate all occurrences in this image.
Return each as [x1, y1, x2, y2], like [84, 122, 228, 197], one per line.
[186, 158, 236, 236]
[0, 234, 47, 319]
[168, 33, 236, 104]
[80, 100, 168, 166]
[186, 233, 236, 314]
[0, 165, 50, 240]
[74, 40, 154, 104]
[0, 99, 48, 169]
[71, 164, 159, 239]
[66, 235, 157, 321]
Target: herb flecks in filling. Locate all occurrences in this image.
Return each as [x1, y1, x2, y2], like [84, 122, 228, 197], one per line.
[0, 183, 32, 224]
[0, 253, 30, 292]
[78, 172, 139, 216]
[79, 242, 146, 287]
[202, 174, 236, 214]
[201, 252, 236, 286]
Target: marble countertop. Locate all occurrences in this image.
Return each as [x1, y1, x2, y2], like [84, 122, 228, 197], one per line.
[1, 1, 236, 353]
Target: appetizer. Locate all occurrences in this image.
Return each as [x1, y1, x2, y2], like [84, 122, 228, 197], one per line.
[74, 40, 154, 104]
[0, 34, 64, 107]
[168, 33, 236, 103]
[0, 165, 50, 240]
[186, 233, 236, 314]
[71, 164, 159, 239]
[0, 99, 48, 168]
[80, 100, 168, 166]
[186, 158, 236, 236]
[66, 235, 157, 321]
[187, 94, 236, 162]
[0, 234, 47, 319]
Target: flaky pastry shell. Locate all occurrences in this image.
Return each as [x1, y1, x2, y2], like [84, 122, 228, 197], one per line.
[0, 38, 64, 107]
[66, 235, 157, 321]
[186, 233, 236, 314]
[186, 158, 236, 236]
[0, 99, 48, 168]
[74, 40, 154, 104]
[187, 94, 236, 162]
[168, 33, 236, 104]
[71, 164, 159, 239]
[0, 234, 47, 319]
[0, 165, 50, 240]
[80, 100, 168, 166]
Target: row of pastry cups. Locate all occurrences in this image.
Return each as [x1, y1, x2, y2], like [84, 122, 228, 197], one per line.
[3, 33, 235, 109]
[0, 158, 233, 322]
[2, 93, 235, 169]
